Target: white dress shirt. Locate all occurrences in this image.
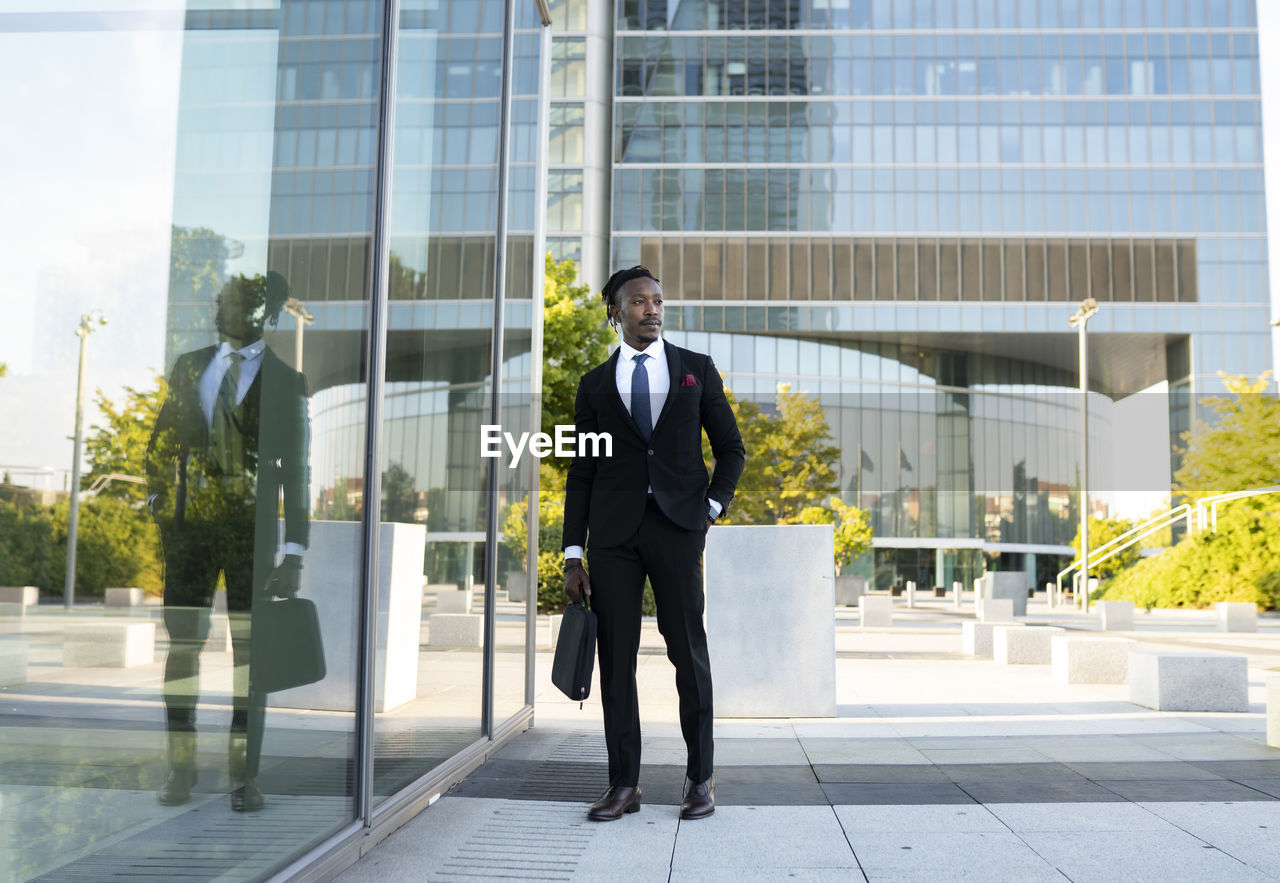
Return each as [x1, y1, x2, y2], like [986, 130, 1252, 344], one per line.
[199, 339, 266, 425]
[198, 339, 306, 557]
[565, 336, 720, 561]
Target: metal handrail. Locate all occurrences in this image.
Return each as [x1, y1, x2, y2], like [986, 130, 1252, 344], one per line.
[1055, 486, 1280, 602]
[83, 473, 146, 497]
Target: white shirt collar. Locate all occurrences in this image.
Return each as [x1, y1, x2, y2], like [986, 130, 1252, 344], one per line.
[619, 336, 663, 363]
[218, 338, 266, 362]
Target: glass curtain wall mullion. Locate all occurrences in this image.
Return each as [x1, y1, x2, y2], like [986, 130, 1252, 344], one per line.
[357, 0, 401, 827]
[482, 0, 518, 740]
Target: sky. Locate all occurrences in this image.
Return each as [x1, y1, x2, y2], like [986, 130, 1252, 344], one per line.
[0, 3, 1276, 520]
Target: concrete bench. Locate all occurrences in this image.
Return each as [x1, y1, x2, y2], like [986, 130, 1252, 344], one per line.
[1096, 600, 1135, 631]
[962, 621, 1024, 657]
[859, 594, 892, 627]
[63, 621, 156, 668]
[435, 589, 473, 614]
[1215, 602, 1257, 633]
[1267, 670, 1280, 749]
[1129, 651, 1248, 712]
[834, 576, 867, 607]
[429, 613, 482, 647]
[0, 587, 39, 608]
[1051, 636, 1136, 684]
[994, 626, 1065, 665]
[979, 598, 1016, 623]
[104, 587, 145, 615]
[0, 635, 30, 687]
[539, 613, 564, 649]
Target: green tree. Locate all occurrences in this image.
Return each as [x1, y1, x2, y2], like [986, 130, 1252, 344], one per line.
[1070, 514, 1141, 581]
[50, 496, 163, 597]
[540, 253, 612, 448]
[381, 462, 418, 522]
[1101, 500, 1280, 610]
[1174, 372, 1280, 502]
[83, 378, 165, 502]
[797, 496, 873, 576]
[710, 383, 843, 525]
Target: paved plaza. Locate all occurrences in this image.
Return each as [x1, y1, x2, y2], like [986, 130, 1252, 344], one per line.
[338, 601, 1280, 883]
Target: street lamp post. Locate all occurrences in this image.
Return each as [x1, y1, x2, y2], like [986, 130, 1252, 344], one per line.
[1068, 297, 1099, 613]
[64, 311, 107, 609]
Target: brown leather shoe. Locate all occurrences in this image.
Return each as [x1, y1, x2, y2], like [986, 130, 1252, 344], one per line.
[680, 777, 714, 820]
[587, 785, 641, 821]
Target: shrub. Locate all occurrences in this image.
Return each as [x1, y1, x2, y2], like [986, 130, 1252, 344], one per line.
[1100, 501, 1280, 610]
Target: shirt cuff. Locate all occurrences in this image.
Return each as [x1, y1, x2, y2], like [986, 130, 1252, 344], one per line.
[564, 545, 585, 561]
[284, 542, 307, 558]
[707, 499, 723, 518]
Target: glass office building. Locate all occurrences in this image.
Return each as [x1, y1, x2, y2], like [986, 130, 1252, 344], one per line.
[607, 0, 1273, 589]
[0, 1, 548, 878]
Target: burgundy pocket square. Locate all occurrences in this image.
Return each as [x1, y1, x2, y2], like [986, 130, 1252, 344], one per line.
[681, 374, 698, 387]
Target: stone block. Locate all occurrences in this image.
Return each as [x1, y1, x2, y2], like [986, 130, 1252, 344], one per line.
[506, 570, 527, 604]
[962, 621, 1024, 657]
[104, 587, 145, 615]
[980, 598, 1015, 623]
[1096, 600, 1135, 631]
[0, 635, 30, 687]
[435, 589, 472, 614]
[1128, 651, 1248, 712]
[550, 613, 563, 647]
[706, 524, 837, 717]
[982, 572, 1028, 616]
[1051, 636, 1136, 684]
[1267, 671, 1280, 749]
[0, 587, 39, 608]
[834, 575, 867, 607]
[993, 626, 1065, 665]
[63, 621, 156, 668]
[207, 613, 233, 653]
[429, 613, 483, 647]
[270, 521, 427, 714]
[859, 595, 893, 627]
[1215, 601, 1257, 633]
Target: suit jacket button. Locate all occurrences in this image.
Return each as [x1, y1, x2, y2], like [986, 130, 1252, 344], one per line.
[648, 449, 654, 455]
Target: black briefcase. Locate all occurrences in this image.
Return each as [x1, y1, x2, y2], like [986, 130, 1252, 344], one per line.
[251, 596, 327, 694]
[551, 598, 597, 705]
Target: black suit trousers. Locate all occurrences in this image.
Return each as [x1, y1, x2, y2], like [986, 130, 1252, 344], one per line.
[588, 498, 713, 788]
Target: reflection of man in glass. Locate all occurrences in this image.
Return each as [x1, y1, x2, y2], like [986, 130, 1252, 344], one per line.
[147, 272, 310, 812]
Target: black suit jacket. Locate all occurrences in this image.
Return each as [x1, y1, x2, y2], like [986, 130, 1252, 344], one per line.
[563, 343, 745, 550]
[146, 344, 311, 558]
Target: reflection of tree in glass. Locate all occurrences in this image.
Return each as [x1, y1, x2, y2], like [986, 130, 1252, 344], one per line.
[84, 378, 166, 503]
[1175, 372, 1280, 500]
[381, 461, 418, 523]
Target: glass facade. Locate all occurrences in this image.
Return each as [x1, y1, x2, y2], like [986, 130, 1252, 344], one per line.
[609, 0, 1274, 583]
[0, 1, 547, 879]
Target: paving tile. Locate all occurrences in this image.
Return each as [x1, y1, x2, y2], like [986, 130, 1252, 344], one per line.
[985, 801, 1180, 833]
[717, 782, 830, 806]
[670, 869, 863, 882]
[936, 762, 1084, 783]
[821, 783, 976, 806]
[833, 804, 1006, 834]
[957, 780, 1125, 804]
[814, 764, 951, 784]
[1181, 826, 1280, 878]
[798, 739, 931, 766]
[1096, 779, 1278, 803]
[1017, 831, 1268, 883]
[919, 747, 1051, 765]
[845, 831, 1061, 880]
[1063, 761, 1223, 781]
[1139, 800, 1280, 831]
[715, 738, 810, 766]
[670, 806, 858, 871]
[1233, 777, 1280, 798]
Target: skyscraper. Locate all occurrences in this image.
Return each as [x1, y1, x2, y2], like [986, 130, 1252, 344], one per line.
[597, 0, 1272, 590]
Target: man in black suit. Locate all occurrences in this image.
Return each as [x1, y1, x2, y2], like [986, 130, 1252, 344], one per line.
[563, 266, 745, 821]
[147, 272, 310, 812]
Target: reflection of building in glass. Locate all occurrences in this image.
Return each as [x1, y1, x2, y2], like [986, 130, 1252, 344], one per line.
[605, 2, 1273, 589]
[166, 4, 543, 549]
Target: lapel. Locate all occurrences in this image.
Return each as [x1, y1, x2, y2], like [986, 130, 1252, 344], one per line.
[650, 342, 682, 438]
[602, 349, 645, 441]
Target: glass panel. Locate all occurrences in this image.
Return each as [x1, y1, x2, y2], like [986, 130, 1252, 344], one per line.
[0, 2, 378, 874]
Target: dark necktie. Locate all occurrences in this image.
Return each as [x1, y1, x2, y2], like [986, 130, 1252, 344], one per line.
[631, 353, 652, 441]
[211, 352, 245, 474]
